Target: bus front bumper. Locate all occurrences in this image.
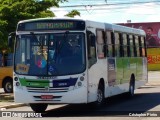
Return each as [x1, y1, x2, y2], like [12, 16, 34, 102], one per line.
[14, 86, 88, 104]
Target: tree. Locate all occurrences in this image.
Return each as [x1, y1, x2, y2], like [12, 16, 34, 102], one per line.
[0, 0, 80, 52]
[0, 20, 8, 51]
[65, 10, 80, 17]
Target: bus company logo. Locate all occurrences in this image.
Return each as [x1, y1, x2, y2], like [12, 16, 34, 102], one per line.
[147, 55, 160, 64]
[44, 86, 50, 92]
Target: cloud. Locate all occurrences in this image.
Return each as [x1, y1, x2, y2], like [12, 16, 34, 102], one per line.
[126, 3, 159, 15]
[146, 15, 160, 22]
[50, 1, 160, 23]
[50, 7, 68, 17]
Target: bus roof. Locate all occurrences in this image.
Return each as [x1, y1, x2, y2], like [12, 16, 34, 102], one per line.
[18, 17, 85, 24]
[18, 17, 145, 36]
[105, 23, 146, 36]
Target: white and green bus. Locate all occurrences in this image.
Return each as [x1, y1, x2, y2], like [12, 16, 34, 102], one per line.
[8, 18, 148, 112]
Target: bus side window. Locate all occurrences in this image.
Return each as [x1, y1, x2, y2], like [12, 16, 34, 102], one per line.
[119, 33, 124, 57]
[97, 30, 106, 59]
[87, 31, 97, 68]
[141, 37, 146, 57]
[135, 36, 140, 57]
[139, 36, 142, 57]
[129, 35, 134, 57]
[123, 34, 128, 57]
[144, 37, 147, 57]
[106, 31, 112, 57]
[133, 35, 137, 57]
[114, 32, 120, 57]
[111, 32, 115, 57]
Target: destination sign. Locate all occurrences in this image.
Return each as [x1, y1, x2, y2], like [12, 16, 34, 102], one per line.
[17, 20, 85, 31]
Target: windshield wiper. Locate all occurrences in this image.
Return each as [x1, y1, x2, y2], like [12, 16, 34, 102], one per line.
[57, 31, 69, 53]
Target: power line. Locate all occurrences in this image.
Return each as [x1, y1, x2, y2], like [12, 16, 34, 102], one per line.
[51, 0, 160, 16]
[52, 3, 160, 12]
[59, 1, 160, 8]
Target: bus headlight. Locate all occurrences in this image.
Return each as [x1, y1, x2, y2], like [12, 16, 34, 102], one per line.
[16, 82, 20, 86]
[14, 77, 18, 81]
[78, 82, 82, 87]
[80, 76, 84, 81]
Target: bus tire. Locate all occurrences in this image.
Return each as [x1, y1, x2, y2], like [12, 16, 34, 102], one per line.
[3, 78, 13, 93]
[127, 75, 135, 98]
[30, 103, 48, 113]
[93, 83, 105, 107]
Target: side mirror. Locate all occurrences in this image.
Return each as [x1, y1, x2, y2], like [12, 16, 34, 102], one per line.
[8, 32, 15, 47]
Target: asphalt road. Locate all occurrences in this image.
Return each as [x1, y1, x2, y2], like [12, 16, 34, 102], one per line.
[1, 85, 160, 120]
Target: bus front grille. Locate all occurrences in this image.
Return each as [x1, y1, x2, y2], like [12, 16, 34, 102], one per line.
[26, 87, 69, 93]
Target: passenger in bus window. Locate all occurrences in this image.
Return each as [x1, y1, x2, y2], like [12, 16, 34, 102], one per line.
[146, 27, 158, 48]
[49, 41, 55, 60]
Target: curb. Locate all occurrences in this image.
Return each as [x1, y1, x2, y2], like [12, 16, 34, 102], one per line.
[146, 83, 160, 86]
[0, 96, 14, 101]
[0, 103, 26, 109]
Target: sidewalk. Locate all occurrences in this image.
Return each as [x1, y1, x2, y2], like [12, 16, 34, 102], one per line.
[0, 91, 26, 109]
[0, 71, 160, 109]
[146, 71, 160, 86]
[0, 102, 26, 110]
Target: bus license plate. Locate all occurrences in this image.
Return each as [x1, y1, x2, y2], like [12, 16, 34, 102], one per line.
[41, 95, 53, 99]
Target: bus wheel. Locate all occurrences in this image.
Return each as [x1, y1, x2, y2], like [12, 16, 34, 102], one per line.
[3, 78, 13, 93]
[94, 84, 105, 107]
[30, 103, 48, 113]
[128, 76, 135, 98]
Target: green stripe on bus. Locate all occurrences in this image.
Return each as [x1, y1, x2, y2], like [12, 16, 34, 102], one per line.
[116, 57, 143, 84]
[19, 78, 49, 87]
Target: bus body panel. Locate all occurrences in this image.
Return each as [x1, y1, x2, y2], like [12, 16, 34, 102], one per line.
[14, 86, 88, 103]
[118, 22, 160, 71]
[87, 59, 108, 103]
[14, 72, 88, 104]
[105, 57, 147, 97]
[11, 18, 147, 106]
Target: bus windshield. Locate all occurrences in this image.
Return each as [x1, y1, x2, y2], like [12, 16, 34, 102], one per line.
[14, 32, 86, 76]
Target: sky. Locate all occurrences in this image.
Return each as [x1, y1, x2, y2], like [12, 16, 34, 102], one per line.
[50, 0, 160, 23]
